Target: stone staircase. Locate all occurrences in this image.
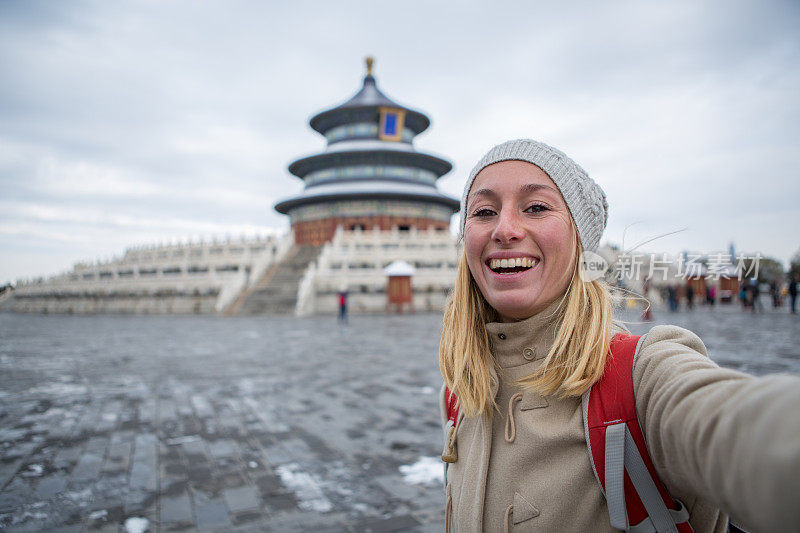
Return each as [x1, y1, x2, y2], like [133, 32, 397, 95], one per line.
[231, 245, 321, 315]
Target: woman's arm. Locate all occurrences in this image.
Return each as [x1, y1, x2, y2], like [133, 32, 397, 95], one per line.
[633, 325, 800, 533]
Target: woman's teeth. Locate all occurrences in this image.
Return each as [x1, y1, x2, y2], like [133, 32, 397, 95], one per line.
[489, 257, 536, 272]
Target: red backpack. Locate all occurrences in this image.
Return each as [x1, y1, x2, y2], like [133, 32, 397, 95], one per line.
[443, 333, 692, 533]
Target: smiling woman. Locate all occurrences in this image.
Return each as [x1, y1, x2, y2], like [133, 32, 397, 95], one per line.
[438, 139, 800, 532]
[464, 161, 577, 321]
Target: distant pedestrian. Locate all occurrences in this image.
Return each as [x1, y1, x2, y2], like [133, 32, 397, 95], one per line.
[708, 285, 716, 307]
[770, 281, 780, 308]
[739, 284, 748, 309]
[338, 290, 348, 323]
[667, 285, 678, 312]
[686, 283, 695, 310]
[750, 279, 763, 313]
[789, 274, 798, 314]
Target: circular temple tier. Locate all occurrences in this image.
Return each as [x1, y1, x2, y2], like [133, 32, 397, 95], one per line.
[275, 58, 459, 245]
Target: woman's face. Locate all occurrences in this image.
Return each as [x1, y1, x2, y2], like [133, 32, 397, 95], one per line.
[464, 160, 577, 322]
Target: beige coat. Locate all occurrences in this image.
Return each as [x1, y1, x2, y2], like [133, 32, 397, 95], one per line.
[441, 311, 800, 532]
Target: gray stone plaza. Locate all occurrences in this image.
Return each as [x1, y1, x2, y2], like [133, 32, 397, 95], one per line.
[0, 304, 798, 532]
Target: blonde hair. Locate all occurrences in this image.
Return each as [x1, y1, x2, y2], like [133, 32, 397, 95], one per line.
[438, 240, 614, 418]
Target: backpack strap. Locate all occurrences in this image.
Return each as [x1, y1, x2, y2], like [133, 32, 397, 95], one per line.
[444, 386, 460, 427]
[441, 386, 460, 463]
[583, 333, 693, 533]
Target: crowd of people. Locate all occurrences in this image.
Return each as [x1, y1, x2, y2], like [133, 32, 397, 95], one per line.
[655, 274, 798, 314]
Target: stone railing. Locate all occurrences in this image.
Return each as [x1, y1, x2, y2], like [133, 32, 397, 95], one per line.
[295, 261, 317, 317]
[215, 271, 249, 313]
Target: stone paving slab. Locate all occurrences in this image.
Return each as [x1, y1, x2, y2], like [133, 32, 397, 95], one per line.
[104, 441, 132, 474]
[224, 486, 260, 514]
[0, 306, 797, 531]
[160, 491, 193, 525]
[34, 475, 67, 498]
[194, 496, 231, 531]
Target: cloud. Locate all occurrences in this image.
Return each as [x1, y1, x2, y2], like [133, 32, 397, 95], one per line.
[1, 0, 799, 284]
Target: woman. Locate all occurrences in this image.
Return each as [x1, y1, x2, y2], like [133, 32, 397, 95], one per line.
[438, 139, 800, 532]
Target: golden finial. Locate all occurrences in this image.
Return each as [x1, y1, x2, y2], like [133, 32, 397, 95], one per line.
[365, 56, 374, 76]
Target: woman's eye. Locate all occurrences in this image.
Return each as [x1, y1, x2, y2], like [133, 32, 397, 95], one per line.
[472, 208, 496, 217]
[525, 204, 548, 214]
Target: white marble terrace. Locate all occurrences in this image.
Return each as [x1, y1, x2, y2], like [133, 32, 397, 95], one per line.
[297, 226, 459, 315]
[11, 234, 294, 314]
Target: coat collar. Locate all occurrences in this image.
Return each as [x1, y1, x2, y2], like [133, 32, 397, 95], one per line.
[485, 299, 563, 370]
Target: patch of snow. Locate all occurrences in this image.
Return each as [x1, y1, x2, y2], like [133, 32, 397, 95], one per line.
[0, 428, 29, 440]
[17, 510, 48, 523]
[27, 383, 88, 396]
[21, 464, 43, 477]
[124, 516, 149, 533]
[89, 509, 108, 521]
[248, 461, 258, 468]
[275, 463, 333, 513]
[350, 502, 371, 514]
[399, 456, 444, 486]
[166, 435, 200, 445]
[63, 488, 92, 505]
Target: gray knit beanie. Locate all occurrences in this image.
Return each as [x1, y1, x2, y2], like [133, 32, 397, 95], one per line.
[459, 139, 608, 252]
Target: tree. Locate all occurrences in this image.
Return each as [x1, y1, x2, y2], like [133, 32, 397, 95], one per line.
[759, 257, 786, 284]
[738, 255, 784, 283]
[789, 249, 800, 280]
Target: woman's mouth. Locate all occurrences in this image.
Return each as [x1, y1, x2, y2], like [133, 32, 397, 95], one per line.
[487, 257, 538, 274]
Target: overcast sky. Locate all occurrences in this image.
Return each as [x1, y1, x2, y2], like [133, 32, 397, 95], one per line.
[2, 0, 799, 285]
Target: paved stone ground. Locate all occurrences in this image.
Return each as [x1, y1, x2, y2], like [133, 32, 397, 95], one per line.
[621, 298, 800, 376]
[0, 301, 797, 532]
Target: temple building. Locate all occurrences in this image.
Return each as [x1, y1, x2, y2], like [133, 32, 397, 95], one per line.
[275, 57, 459, 245]
[4, 59, 461, 315]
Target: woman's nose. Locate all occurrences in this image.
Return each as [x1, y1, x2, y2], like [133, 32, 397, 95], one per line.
[492, 210, 525, 243]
